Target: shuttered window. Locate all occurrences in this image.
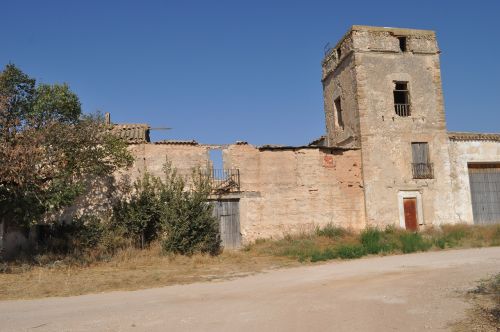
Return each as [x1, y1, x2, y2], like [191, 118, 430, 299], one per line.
[411, 142, 433, 179]
[411, 143, 429, 164]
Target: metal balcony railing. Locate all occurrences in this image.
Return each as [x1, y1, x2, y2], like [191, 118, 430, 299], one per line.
[412, 163, 434, 179]
[395, 103, 411, 117]
[202, 169, 240, 194]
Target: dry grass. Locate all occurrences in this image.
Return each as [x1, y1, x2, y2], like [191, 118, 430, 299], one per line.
[0, 244, 297, 300]
[453, 273, 500, 332]
[1, 224, 499, 301]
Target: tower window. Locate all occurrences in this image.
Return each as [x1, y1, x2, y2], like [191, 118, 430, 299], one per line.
[336, 48, 342, 60]
[398, 37, 407, 52]
[334, 97, 344, 130]
[393, 82, 411, 117]
[411, 142, 433, 179]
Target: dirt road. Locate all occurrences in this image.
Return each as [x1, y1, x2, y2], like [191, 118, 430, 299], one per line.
[1, 247, 499, 331]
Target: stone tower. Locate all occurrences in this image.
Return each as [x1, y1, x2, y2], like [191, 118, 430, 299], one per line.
[322, 26, 455, 228]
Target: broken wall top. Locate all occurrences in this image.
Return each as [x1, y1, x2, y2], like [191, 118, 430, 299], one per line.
[322, 25, 439, 81]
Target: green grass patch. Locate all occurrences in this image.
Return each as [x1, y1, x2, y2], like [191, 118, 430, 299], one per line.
[245, 224, 500, 263]
[336, 244, 366, 259]
[399, 233, 432, 253]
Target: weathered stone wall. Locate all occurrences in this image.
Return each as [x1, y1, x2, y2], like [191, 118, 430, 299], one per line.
[322, 50, 361, 148]
[53, 143, 210, 223]
[449, 139, 500, 223]
[223, 144, 365, 242]
[125, 143, 210, 181]
[324, 26, 456, 228]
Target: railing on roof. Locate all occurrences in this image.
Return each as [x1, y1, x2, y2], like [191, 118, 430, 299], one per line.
[202, 169, 240, 194]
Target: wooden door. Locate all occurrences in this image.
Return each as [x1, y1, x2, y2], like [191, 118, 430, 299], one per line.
[403, 198, 418, 231]
[212, 200, 241, 249]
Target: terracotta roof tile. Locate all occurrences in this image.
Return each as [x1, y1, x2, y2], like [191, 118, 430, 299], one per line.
[110, 124, 150, 144]
[154, 140, 199, 145]
[448, 131, 500, 142]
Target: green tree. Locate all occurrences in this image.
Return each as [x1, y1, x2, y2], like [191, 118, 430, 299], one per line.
[0, 64, 132, 229]
[111, 163, 221, 255]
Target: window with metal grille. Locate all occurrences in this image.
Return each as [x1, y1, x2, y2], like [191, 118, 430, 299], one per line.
[394, 82, 411, 117]
[334, 97, 344, 130]
[411, 142, 433, 179]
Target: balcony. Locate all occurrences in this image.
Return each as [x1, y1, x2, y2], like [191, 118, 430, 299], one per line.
[202, 169, 240, 194]
[412, 163, 434, 179]
[394, 103, 411, 117]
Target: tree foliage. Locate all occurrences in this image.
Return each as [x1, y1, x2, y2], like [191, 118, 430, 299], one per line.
[111, 163, 221, 255]
[0, 64, 133, 228]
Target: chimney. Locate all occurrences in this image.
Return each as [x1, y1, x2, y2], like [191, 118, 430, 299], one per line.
[105, 112, 111, 125]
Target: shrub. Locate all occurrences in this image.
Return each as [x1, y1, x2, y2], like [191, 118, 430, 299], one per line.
[316, 223, 347, 239]
[35, 214, 131, 264]
[41, 215, 107, 255]
[110, 163, 221, 256]
[360, 227, 384, 254]
[310, 248, 337, 262]
[161, 167, 221, 256]
[337, 244, 366, 259]
[111, 174, 165, 248]
[440, 224, 472, 248]
[399, 233, 431, 253]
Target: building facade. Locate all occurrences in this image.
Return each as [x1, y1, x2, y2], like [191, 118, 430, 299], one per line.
[1, 26, 499, 256]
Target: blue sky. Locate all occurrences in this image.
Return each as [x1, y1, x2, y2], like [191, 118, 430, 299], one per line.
[2, 0, 499, 145]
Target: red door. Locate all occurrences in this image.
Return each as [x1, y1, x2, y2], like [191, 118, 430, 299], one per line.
[403, 198, 418, 231]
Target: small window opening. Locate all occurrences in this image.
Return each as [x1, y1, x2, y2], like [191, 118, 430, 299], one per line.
[336, 48, 342, 60]
[398, 37, 407, 52]
[334, 97, 344, 130]
[393, 81, 410, 117]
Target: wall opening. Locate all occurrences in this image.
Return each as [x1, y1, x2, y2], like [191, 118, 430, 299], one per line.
[209, 149, 223, 172]
[398, 191, 424, 229]
[393, 81, 411, 117]
[398, 37, 407, 52]
[334, 97, 344, 130]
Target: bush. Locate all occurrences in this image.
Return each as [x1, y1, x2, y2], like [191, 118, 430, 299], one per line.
[316, 223, 347, 239]
[399, 233, 431, 253]
[310, 248, 337, 262]
[43, 215, 132, 258]
[337, 244, 366, 259]
[360, 228, 384, 254]
[111, 174, 165, 248]
[112, 163, 221, 256]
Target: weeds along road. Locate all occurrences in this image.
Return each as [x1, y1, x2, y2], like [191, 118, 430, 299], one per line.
[1, 247, 499, 332]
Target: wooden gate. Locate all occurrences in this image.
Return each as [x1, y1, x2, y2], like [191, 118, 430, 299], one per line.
[212, 200, 241, 249]
[468, 164, 500, 225]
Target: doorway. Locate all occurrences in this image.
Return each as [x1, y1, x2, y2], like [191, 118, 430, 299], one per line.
[403, 198, 418, 231]
[398, 191, 423, 230]
[211, 199, 241, 249]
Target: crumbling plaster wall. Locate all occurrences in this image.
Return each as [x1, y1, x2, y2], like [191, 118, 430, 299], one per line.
[56, 143, 210, 223]
[449, 139, 500, 223]
[329, 27, 455, 227]
[125, 143, 210, 182]
[223, 144, 365, 242]
[322, 51, 361, 148]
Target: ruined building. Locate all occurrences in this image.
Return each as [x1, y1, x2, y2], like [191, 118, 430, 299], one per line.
[2, 26, 499, 254]
[106, 26, 498, 248]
